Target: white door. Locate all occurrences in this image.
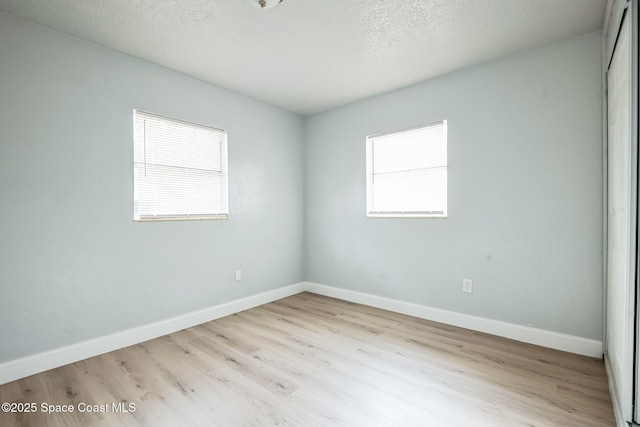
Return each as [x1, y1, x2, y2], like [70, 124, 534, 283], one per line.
[606, 11, 635, 423]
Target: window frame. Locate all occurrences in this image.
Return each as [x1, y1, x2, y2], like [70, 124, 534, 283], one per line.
[366, 120, 448, 219]
[133, 110, 229, 222]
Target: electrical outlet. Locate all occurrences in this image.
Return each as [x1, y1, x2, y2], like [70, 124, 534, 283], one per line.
[235, 270, 242, 282]
[462, 279, 473, 293]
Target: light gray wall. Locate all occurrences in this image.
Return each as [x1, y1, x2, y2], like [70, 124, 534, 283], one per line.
[0, 12, 304, 363]
[304, 31, 603, 340]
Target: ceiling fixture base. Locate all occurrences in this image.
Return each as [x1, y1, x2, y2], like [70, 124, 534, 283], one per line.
[251, 0, 283, 10]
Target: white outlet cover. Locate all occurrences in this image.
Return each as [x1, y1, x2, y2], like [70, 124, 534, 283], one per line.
[463, 279, 473, 293]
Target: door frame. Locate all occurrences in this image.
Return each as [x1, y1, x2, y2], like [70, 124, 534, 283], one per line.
[603, 0, 639, 425]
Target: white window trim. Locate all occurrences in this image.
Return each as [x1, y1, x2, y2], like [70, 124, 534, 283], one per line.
[133, 110, 229, 222]
[366, 120, 448, 218]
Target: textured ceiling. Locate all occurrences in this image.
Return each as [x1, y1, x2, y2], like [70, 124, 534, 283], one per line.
[0, 0, 606, 115]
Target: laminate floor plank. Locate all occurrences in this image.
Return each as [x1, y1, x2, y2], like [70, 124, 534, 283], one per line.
[0, 292, 615, 426]
[167, 329, 323, 427]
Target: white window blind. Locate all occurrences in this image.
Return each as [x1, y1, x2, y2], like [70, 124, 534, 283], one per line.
[366, 120, 447, 217]
[133, 110, 228, 221]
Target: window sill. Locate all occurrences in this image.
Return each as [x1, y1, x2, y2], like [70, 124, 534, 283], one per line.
[366, 213, 447, 218]
[133, 215, 229, 222]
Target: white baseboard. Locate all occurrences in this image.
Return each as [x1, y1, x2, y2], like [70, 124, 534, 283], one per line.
[303, 282, 603, 358]
[0, 283, 305, 385]
[0, 281, 603, 385]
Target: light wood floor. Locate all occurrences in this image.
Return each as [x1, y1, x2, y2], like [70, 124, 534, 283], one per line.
[0, 292, 615, 426]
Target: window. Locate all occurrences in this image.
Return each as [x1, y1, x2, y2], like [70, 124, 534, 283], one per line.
[366, 120, 447, 218]
[133, 110, 228, 221]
